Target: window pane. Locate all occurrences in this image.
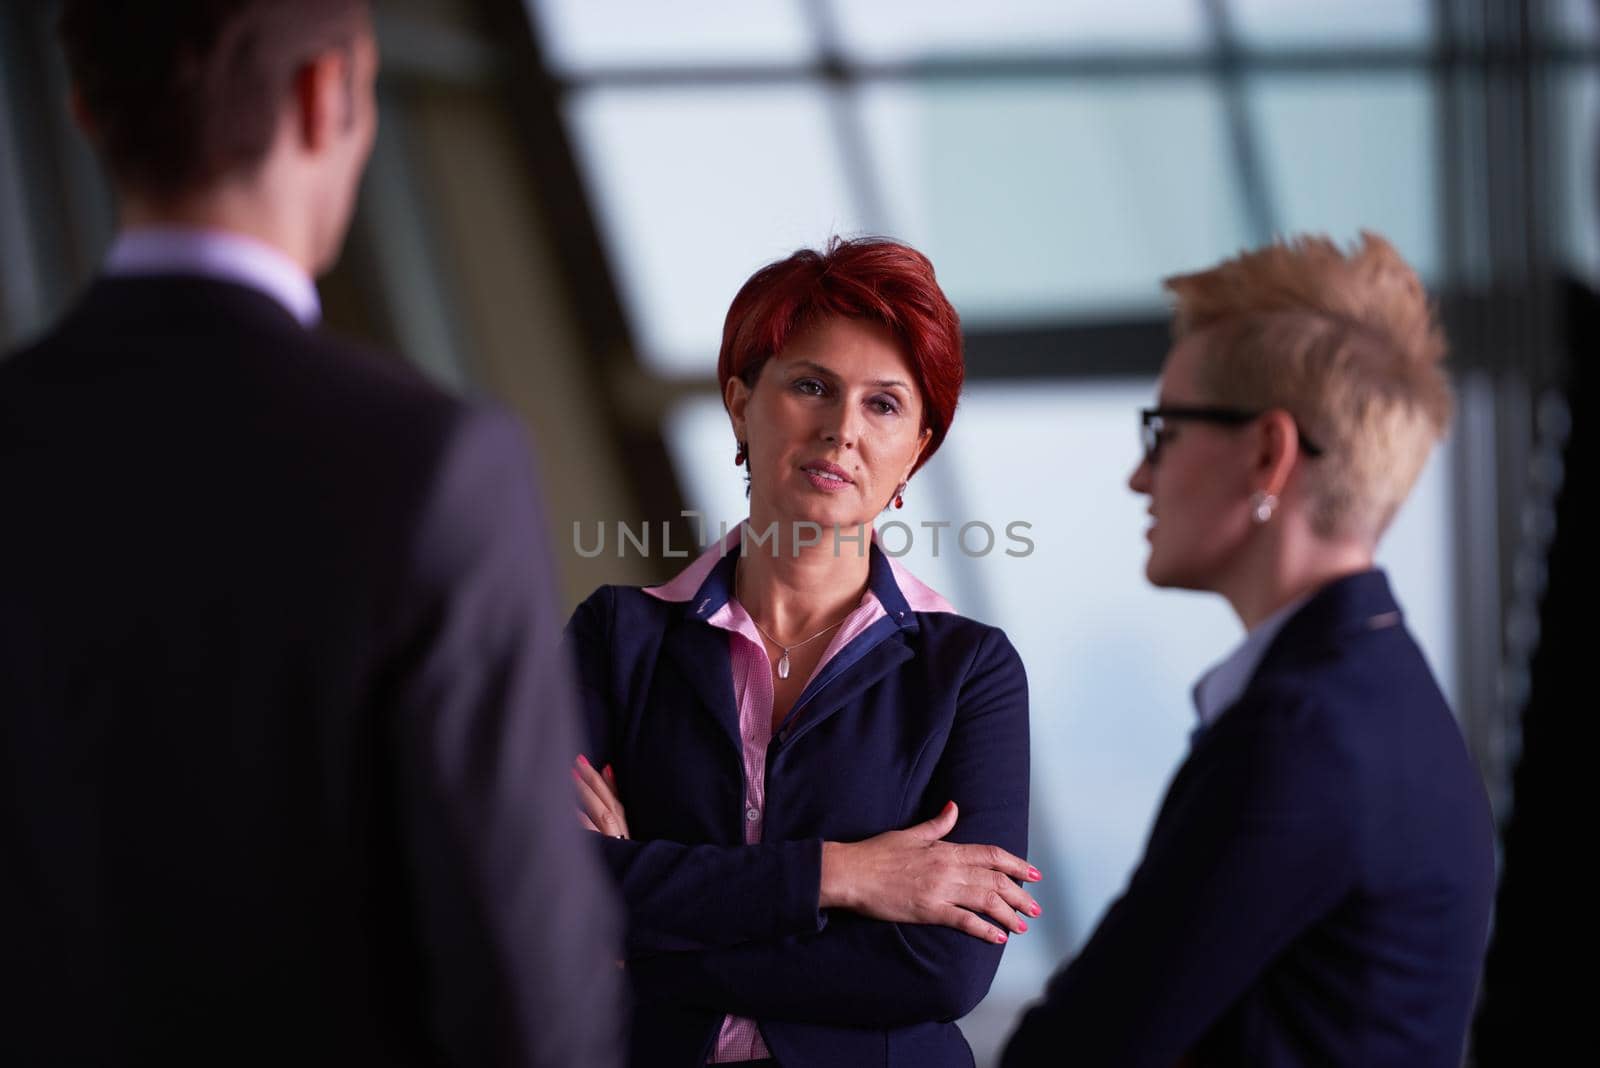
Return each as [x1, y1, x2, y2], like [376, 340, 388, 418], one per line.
[1547, 0, 1600, 43]
[857, 80, 1252, 325]
[824, 0, 1204, 60]
[1246, 74, 1439, 282]
[529, 0, 816, 72]
[1229, 0, 1432, 47]
[1559, 69, 1600, 286]
[566, 87, 868, 374]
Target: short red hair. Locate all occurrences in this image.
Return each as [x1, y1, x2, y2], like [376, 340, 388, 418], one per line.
[717, 236, 964, 476]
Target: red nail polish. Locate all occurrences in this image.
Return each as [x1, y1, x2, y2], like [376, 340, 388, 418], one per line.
[1031, 903, 1042, 917]
[1018, 920, 1028, 933]
[1027, 866, 1042, 881]
[996, 931, 1008, 944]
[577, 754, 591, 768]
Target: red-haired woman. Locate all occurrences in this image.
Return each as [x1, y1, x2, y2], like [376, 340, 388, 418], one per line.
[566, 237, 1035, 1068]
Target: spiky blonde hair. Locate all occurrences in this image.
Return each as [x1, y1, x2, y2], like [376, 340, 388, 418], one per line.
[1164, 232, 1452, 543]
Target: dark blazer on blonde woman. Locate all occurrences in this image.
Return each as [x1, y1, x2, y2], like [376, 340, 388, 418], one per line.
[565, 530, 1030, 1068]
[1002, 569, 1496, 1068]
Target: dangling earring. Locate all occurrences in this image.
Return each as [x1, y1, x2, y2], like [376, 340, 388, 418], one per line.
[893, 482, 907, 510]
[1250, 490, 1277, 524]
[734, 441, 747, 466]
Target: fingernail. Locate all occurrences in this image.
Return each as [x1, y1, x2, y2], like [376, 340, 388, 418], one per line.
[996, 931, 1008, 944]
[1027, 866, 1042, 881]
[1018, 920, 1028, 933]
[1031, 903, 1042, 917]
[570, 768, 582, 782]
[577, 754, 591, 768]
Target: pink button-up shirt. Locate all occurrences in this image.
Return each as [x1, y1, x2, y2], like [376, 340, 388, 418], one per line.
[646, 524, 952, 1063]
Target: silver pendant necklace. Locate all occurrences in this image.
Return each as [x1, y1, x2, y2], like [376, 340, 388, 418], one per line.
[734, 561, 852, 679]
[748, 614, 847, 680]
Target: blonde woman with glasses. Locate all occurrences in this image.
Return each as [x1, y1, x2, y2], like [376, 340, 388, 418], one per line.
[1003, 233, 1496, 1068]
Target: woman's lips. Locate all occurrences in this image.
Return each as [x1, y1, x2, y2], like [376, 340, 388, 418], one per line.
[801, 462, 854, 492]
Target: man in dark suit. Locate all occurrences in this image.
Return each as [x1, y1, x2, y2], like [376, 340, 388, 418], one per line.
[0, 2, 621, 1064]
[1002, 234, 1497, 1067]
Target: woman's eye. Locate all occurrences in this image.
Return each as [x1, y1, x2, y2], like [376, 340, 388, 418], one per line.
[870, 397, 901, 415]
[794, 378, 826, 396]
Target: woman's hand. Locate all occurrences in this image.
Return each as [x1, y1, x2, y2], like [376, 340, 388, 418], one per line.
[573, 754, 629, 839]
[819, 801, 1041, 944]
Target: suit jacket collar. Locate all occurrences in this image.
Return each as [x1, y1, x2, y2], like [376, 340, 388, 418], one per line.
[76, 274, 309, 337]
[653, 570, 919, 755]
[1191, 592, 1310, 729]
[655, 522, 928, 638]
[1183, 569, 1403, 759]
[1251, 568, 1404, 688]
[104, 227, 321, 327]
[648, 524, 939, 750]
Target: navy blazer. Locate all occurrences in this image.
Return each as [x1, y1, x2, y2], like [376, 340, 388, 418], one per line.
[565, 537, 1030, 1067]
[1002, 570, 1497, 1068]
[0, 276, 623, 1067]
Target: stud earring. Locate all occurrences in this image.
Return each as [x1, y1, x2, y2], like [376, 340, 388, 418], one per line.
[1250, 490, 1277, 524]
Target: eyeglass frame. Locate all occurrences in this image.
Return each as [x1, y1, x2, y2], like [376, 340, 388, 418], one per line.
[1139, 405, 1325, 466]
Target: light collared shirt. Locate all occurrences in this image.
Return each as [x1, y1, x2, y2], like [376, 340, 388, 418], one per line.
[104, 226, 321, 327]
[645, 523, 954, 1064]
[1190, 593, 1313, 733]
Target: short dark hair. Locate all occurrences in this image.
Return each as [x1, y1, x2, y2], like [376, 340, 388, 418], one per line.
[59, 0, 369, 198]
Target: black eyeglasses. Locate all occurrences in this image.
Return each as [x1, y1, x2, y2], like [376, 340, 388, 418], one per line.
[1139, 405, 1325, 465]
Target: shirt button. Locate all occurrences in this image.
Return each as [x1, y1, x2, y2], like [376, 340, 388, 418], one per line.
[745, 807, 760, 822]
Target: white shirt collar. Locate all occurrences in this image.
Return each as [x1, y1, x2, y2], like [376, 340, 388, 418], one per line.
[1191, 592, 1312, 730]
[103, 227, 321, 327]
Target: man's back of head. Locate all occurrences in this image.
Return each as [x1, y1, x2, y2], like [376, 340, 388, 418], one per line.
[60, 0, 378, 275]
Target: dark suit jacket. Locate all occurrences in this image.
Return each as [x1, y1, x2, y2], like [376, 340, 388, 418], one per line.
[0, 275, 622, 1067]
[565, 540, 1030, 1067]
[1002, 570, 1496, 1068]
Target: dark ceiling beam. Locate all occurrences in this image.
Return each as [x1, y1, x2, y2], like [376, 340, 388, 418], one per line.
[549, 43, 1600, 92]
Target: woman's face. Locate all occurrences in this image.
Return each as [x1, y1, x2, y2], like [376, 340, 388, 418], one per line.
[726, 315, 933, 534]
[1128, 334, 1258, 591]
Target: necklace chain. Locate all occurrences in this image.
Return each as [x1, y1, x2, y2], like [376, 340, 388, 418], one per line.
[736, 564, 853, 679]
[749, 613, 846, 658]
[749, 613, 847, 680]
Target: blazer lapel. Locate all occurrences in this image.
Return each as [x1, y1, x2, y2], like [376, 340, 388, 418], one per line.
[1188, 569, 1406, 749]
[774, 545, 926, 746]
[658, 617, 743, 753]
[776, 625, 914, 747]
[1251, 569, 1403, 687]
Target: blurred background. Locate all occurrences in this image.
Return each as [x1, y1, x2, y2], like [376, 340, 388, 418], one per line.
[2, 1, 1589, 1063]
